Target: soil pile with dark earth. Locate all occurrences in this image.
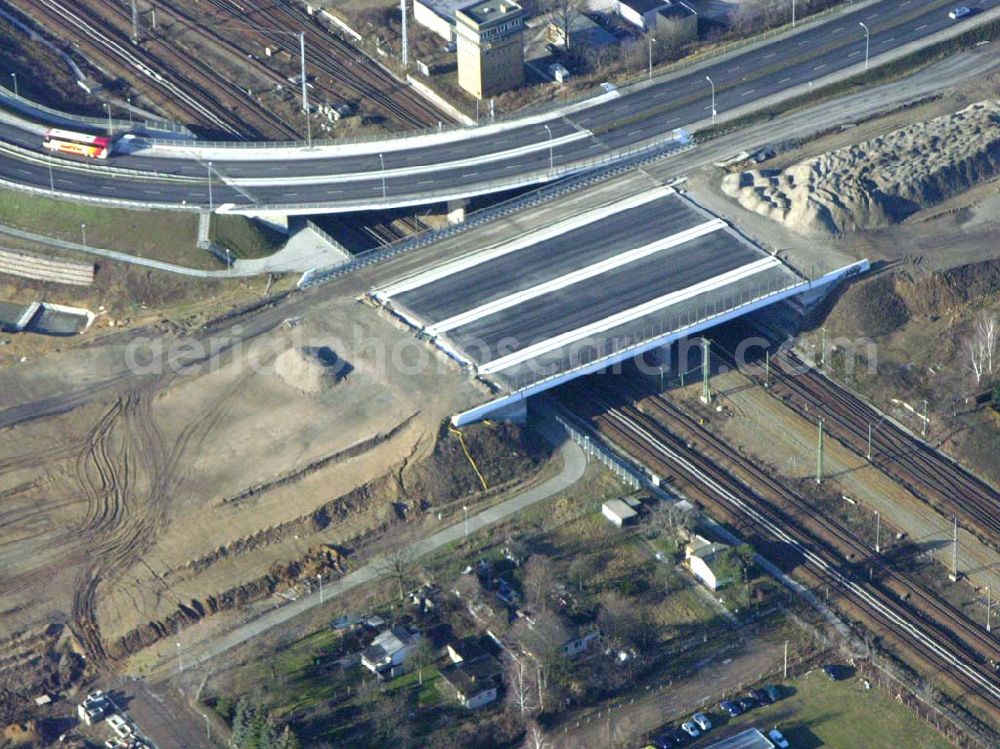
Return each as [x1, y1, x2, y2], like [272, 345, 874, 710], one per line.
[722, 101, 1000, 236]
[827, 257, 1000, 338]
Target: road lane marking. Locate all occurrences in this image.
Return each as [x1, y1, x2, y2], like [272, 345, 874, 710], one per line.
[375, 187, 676, 299]
[479, 256, 783, 374]
[426, 220, 727, 335]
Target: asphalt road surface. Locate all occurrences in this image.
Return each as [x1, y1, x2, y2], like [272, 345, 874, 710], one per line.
[1, 0, 996, 209]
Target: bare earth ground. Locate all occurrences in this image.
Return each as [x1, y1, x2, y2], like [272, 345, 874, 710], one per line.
[0, 289, 487, 656]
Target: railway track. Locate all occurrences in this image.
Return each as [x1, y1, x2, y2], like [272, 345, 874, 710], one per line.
[223, 0, 452, 130]
[723, 325, 1000, 547]
[557, 380, 1000, 721]
[9, 0, 247, 136]
[90, 0, 302, 139]
[617, 377, 1000, 668]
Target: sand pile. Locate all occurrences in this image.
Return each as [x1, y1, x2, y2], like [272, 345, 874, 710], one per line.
[274, 346, 349, 392]
[721, 100, 1000, 236]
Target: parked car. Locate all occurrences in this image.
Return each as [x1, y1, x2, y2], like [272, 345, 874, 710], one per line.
[763, 684, 781, 702]
[769, 728, 790, 748]
[737, 696, 758, 712]
[692, 712, 712, 731]
[681, 721, 700, 738]
[650, 734, 677, 749]
[750, 687, 773, 705]
[949, 6, 971, 20]
[719, 699, 742, 717]
[823, 664, 842, 681]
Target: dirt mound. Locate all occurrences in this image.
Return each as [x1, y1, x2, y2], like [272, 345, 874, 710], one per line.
[722, 101, 1000, 236]
[825, 257, 1000, 337]
[274, 346, 350, 392]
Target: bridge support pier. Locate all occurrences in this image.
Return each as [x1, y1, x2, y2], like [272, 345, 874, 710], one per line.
[243, 212, 290, 235]
[447, 198, 469, 225]
[485, 398, 527, 425]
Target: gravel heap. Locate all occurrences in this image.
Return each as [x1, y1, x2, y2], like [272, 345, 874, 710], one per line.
[721, 100, 1000, 236]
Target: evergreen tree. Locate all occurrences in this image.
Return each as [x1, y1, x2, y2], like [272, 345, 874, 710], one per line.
[231, 697, 256, 748]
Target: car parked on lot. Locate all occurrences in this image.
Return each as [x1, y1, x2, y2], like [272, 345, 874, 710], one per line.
[763, 684, 781, 702]
[681, 721, 700, 738]
[750, 688, 773, 705]
[692, 712, 712, 731]
[823, 664, 842, 681]
[769, 727, 790, 748]
[949, 6, 971, 20]
[650, 733, 677, 748]
[719, 699, 742, 717]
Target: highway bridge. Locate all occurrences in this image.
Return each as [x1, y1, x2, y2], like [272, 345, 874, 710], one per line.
[1, 0, 997, 215]
[372, 186, 868, 425]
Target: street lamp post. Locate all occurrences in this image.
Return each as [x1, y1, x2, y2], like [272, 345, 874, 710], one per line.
[81, 223, 87, 246]
[378, 153, 386, 199]
[176, 641, 183, 674]
[317, 573, 324, 604]
[207, 161, 213, 213]
[705, 76, 716, 125]
[47, 161, 54, 192]
[10, 73, 17, 97]
[105, 102, 113, 135]
[126, 96, 133, 128]
[543, 124, 553, 171]
[463, 505, 469, 538]
[202, 713, 211, 741]
[875, 510, 881, 554]
[647, 37, 656, 80]
[792, 0, 796, 28]
[859, 22, 870, 71]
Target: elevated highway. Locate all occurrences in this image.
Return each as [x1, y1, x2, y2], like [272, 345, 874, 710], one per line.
[1, 0, 997, 214]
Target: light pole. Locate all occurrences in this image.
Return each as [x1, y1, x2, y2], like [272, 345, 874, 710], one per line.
[705, 75, 716, 125]
[176, 640, 183, 674]
[47, 160, 54, 192]
[874, 510, 880, 554]
[10, 73, 17, 97]
[206, 160, 213, 213]
[81, 223, 87, 246]
[317, 573, 324, 604]
[543, 124, 553, 171]
[463, 505, 469, 538]
[202, 713, 211, 741]
[378, 153, 386, 199]
[105, 102, 113, 135]
[647, 37, 656, 80]
[792, 0, 796, 28]
[126, 96, 133, 128]
[859, 22, 870, 71]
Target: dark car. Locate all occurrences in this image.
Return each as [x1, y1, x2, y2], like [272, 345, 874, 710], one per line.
[750, 688, 773, 705]
[664, 728, 689, 744]
[823, 664, 842, 681]
[763, 684, 781, 702]
[650, 734, 677, 748]
[719, 700, 743, 717]
[737, 696, 758, 712]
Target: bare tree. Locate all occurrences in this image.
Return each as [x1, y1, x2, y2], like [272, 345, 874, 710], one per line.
[523, 554, 556, 611]
[967, 311, 1000, 385]
[544, 0, 585, 51]
[647, 500, 699, 539]
[408, 638, 437, 686]
[524, 721, 553, 749]
[372, 690, 410, 744]
[378, 546, 417, 601]
[505, 654, 538, 718]
[511, 609, 569, 711]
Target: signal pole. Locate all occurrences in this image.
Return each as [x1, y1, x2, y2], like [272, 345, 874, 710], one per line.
[815, 418, 824, 484]
[131, 0, 140, 43]
[949, 516, 960, 582]
[299, 32, 312, 147]
[700, 337, 712, 404]
[987, 586, 992, 633]
[401, 0, 409, 67]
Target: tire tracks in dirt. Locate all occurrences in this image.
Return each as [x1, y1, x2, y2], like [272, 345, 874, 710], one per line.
[70, 373, 252, 668]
